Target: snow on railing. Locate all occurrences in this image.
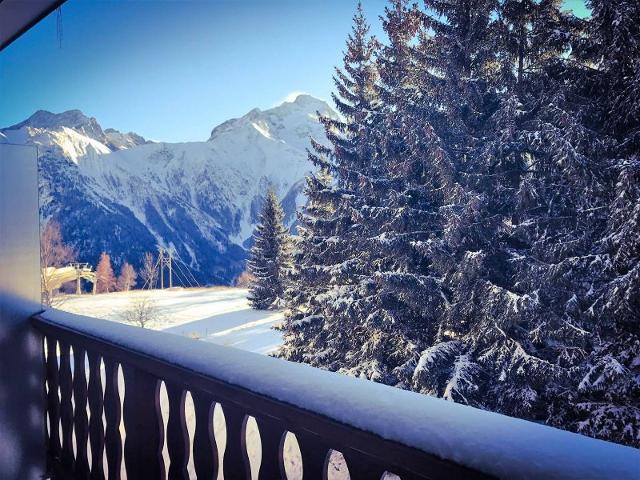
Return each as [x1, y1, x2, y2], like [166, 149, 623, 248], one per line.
[34, 309, 639, 480]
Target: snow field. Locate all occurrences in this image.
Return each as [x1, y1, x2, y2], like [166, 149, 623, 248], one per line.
[58, 287, 284, 354]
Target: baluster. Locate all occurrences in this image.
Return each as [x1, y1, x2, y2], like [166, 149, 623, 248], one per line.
[45, 336, 61, 469]
[59, 340, 75, 472]
[255, 416, 286, 480]
[122, 366, 165, 479]
[191, 391, 217, 480]
[103, 359, 122, 480]
[73, 346, 90, 479]
[41, 335, 48, 452]
[87, 351, 105, 480]
[166, 382, 189, 480]
[295, 431, 329, 480]
[342, 450, 388, 480]
[222, 403, 251, 480]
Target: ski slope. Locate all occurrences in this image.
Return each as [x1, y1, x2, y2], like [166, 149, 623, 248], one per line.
[57, 287, 283, 355]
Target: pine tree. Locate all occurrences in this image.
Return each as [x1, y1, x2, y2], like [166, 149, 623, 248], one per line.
[279, 0, 639, 447]
[247, 189, 292, 310]
[423, 0, 609, 423]
[96, 252, 116, 293]
[342, 0, 448, 384]
[279, 168, 336, 363]
[552, 0, 640, 447]
[358, 0, 499, 388]
[407, 0, 501, 402]
[280, 3, 383, 370]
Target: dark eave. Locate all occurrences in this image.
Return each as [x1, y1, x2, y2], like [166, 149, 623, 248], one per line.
[0, 0, 67, 51]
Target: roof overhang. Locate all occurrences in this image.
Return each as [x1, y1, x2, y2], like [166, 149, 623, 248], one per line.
[0, 0, 67, 51]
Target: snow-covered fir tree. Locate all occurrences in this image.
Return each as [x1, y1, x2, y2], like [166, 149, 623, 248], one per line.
[432, 0, 604, 420]
[552, 0, 640, 446]
[246, 189, 292, 310]
[280, 3, 383, 369]
[408, 0, 502, 404]
[280, 0, 639, 447]
[279, 167, 336, 363]
[342, 0, 437, 384]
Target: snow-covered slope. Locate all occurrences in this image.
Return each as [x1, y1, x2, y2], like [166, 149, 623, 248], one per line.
[59, 287, 284, 355]
[0, 94, 335, 284]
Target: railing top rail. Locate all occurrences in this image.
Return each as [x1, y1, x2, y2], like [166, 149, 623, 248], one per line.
[33, 309, 639, 480]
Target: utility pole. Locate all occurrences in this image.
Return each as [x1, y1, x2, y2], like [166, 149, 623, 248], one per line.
[158, 247, 173, 289]
[74, 263, 82, 295]
[159, 248, 164, 290]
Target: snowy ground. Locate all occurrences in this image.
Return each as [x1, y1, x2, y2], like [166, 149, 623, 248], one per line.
[52, 288, 359, 479]
[57, 287, 284, 355]
[56, 287, 302, 479]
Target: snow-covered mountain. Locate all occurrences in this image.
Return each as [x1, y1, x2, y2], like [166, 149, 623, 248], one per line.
[0, 94, 335, 284]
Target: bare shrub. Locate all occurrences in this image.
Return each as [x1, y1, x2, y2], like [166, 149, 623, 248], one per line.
[121, 297, 162, 328]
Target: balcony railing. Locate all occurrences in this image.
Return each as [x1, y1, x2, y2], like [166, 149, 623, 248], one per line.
[33, 309, 639, 480]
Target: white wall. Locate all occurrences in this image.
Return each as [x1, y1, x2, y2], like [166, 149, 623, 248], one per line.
[0, 143, 44, 479]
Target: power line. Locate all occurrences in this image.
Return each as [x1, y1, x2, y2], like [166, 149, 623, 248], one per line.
[139, 246, 200, 290]
[172, 264, 193, 289]
[173, 250, 201, 287]
[172, 259, 195, 288]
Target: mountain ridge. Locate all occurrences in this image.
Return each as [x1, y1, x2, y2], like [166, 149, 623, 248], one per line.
[1, 94, 335, 285]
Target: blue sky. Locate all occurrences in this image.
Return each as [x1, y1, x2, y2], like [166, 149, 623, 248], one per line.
[0, 0, 589, 142]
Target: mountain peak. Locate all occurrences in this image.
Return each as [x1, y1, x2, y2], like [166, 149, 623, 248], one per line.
[277, 93, 332, 114]
[19, 109, 94, 129]
[208, 94, 335, 143]
[1, 110, 151, 152]
[288, 93, 324, 106]
[6, 109, 106, 143]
